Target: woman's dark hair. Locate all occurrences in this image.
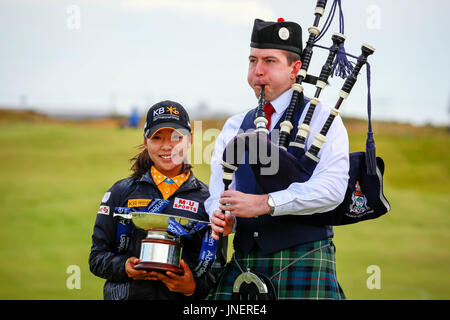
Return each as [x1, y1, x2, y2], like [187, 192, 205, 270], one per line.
[129, 143, 192, 180]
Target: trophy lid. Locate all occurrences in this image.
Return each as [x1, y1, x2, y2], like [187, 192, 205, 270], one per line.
[129, 212, 209, 230]
[114, 197, 210, 231]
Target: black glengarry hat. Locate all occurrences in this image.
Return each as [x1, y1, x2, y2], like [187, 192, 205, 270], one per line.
[250, 18, 302, 55]
[144, 100, 191, 139]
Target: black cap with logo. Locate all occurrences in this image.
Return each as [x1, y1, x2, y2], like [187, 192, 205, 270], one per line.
[144, 100, 191, 139]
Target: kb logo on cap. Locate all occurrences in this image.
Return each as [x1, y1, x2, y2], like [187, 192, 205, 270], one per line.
[166, 106, 179, 115]
[153, 106, 179, 117]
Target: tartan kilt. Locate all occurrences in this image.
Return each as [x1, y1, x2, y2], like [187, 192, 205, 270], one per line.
[207, 238, 345, 300]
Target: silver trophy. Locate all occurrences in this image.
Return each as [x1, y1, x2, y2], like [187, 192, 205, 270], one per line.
[115, 211, 191, 275]
[114, 196, 211, 275]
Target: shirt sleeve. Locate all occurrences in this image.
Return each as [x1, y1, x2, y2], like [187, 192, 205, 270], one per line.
[269, 101, 350, 216]
[204, 113, 246, 219]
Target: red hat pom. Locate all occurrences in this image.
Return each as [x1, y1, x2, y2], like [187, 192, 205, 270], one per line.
[277, 17, 285, 22]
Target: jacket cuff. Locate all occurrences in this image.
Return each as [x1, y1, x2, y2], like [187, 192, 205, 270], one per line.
[112, 254, 130, 281]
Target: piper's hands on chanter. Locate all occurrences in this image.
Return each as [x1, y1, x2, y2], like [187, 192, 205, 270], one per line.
[211, 190, 272, 240]
[220, 190, 270, 218]
[211, 209, 235, 240]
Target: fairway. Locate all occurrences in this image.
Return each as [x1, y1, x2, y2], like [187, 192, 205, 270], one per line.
[0, 112, 449, 299]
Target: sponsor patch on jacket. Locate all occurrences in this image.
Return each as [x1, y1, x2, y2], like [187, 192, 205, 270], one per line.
[102, 192, 111, 203]
[98, 205, 110, 215]
[173, 197, 199, 213]
[127, 199, 152, 207]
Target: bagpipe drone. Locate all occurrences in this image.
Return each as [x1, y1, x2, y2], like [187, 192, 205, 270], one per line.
[222, 0, 391, 228]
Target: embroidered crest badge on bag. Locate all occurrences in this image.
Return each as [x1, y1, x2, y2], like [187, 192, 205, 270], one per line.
[348, 180, 370, 217]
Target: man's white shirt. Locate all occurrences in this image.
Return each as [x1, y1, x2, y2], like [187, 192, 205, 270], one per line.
[205, 88, 349, 220]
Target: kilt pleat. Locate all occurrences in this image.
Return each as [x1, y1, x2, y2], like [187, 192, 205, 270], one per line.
[207, 238, 345, 300]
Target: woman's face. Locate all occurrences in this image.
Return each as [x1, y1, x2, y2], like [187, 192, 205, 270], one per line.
[145, 128, 191, 177]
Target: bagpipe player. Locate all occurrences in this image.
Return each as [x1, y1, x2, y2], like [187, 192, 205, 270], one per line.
[206, 18, 349, 300]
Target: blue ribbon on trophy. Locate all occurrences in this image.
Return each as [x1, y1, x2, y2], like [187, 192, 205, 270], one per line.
[167, 217, 217, 277]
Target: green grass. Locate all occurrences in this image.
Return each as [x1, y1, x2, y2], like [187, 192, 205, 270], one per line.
[0, 121, 139, 299]
[0, 114, 449, 299]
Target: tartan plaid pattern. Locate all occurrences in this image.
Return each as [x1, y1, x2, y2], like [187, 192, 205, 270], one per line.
[207, 239, 345, 300]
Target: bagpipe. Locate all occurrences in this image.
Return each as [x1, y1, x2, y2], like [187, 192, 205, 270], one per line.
[222, 0, 390, 228]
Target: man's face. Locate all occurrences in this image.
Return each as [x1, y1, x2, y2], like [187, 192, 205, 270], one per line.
[247, 48, 301, 102]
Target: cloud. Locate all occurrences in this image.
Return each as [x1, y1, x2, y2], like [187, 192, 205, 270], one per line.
[120, 0, 276, 24]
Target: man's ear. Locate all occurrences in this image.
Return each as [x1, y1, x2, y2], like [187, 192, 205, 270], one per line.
[291, 60, 302, 80]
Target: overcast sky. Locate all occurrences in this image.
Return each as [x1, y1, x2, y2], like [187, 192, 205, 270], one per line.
[0, 0, 449, 125]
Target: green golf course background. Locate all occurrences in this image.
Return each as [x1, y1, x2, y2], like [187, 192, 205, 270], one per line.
[0, 109, 448, 299]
